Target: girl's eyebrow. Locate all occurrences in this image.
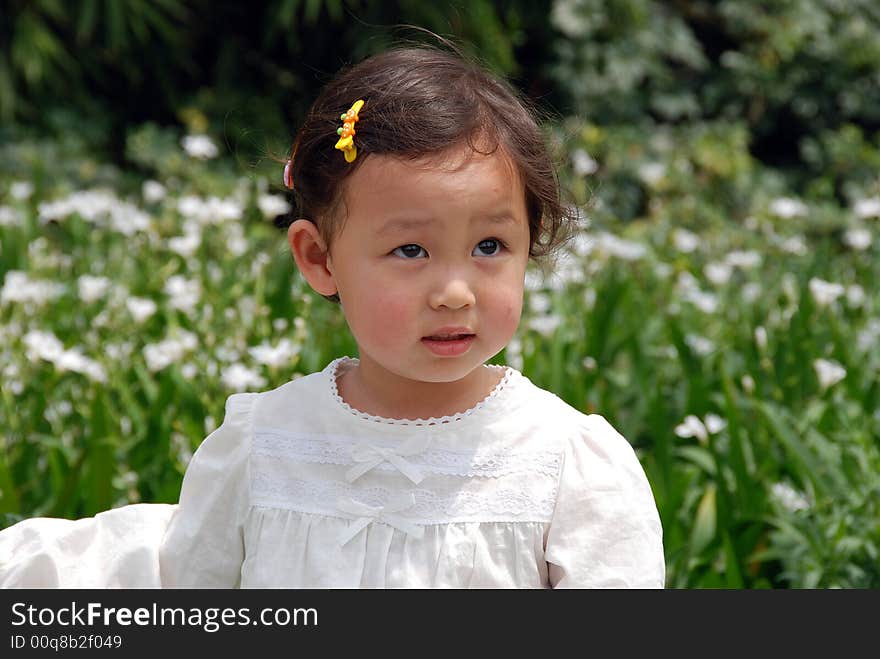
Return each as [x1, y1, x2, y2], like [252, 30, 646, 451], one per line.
[376, 217, 433, 236]
[376, 213, 518, 236]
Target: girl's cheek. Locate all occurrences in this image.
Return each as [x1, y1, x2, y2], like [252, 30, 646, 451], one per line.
[366, 290, 411, 343]
[494, 281, 523, 326]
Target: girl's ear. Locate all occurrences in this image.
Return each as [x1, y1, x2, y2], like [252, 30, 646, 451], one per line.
[287, 219, 338, 298]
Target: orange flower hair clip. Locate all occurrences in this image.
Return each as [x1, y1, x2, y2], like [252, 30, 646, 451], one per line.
[334, 99, 365, 163]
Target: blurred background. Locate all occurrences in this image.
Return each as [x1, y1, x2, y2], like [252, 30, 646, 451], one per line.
[1, 0, 878, 588]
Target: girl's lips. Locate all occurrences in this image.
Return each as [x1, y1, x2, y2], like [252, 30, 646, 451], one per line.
[421, 334, 475, 356]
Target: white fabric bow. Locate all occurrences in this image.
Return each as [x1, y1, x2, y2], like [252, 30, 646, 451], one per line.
[336, 493, 423, 546]
[345, 435, 431, 484]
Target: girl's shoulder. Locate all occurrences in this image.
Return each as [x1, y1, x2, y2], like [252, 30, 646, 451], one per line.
[215, 364, 333, 432]
[504, 374, 639, 467]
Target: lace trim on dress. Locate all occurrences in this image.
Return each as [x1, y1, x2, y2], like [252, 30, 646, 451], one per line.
[251, 471, 558, 524]
[253, 428, 562, 479]
[326, 356, 517, 426]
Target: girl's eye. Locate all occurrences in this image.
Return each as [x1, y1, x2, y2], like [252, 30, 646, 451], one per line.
[473, 238, 504, 257]
[392, 244, 428, 259]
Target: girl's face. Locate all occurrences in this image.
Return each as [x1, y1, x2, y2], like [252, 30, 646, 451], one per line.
[325, 147, 530, 387]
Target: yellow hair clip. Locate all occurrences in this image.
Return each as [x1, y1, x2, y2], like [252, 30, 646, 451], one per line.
[334, 99, 364, 163]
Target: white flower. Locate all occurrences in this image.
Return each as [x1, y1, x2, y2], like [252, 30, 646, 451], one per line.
[181, 134, 219, 159]
[36, 189, 152, 236]
[571, 148, 598, 177]
[257, 194, 291, 219]
[126, 297, 158, 322]
[769, 197, 808, 219]
[779, 235, 807, 255]
[704, 413, 727, 434]
[771, 482, 810, 512]
[177, 194, 243, 224]
[248, 338, 301, 369]
[704, 261, 732, 286]
[225, 224, 248, 257]
[163, 275, 201, 313]
[23, 330, 105, 382]
[674, 415, 708, 443]
[0, 205, 23, 226]
[55, 348, 107, 383]
[143, 330, 198, 372]
[568, 231, 593, 256]
[142, 180, 167, 203]
[528, 314, 562, 337]
[181, 363, 198, 379]
[550, 0, 591, 37]
[673, 229, 700, 253]
[754, 326, 768, 351]
[638, 162, 666, 185]
[685, 333, 714, 356]
[595, 232, 647, 261]
[724, 250, 762, 269]
[653, 262, 672, 279]
[583, 288, 596, 309]
[143, 344, 175, 372]
[221, 363, 267, 392]
[10, 181, 34, 200]
[582, 356, 597, 371]
[853, 197, 880, 219]
[1, 271, 65, 306]
[272, 318, 289, 332]
[676, 271, 700, 292]
[678, 271, 718, 312]
[741, 374, 755, 394]
[524, 270, 544, 292]
[177, 195, 204, 219]
[110, 204, 151, 236]
[846, 285, 865, 308]
[168, 223, 202, 258]
[675, 413, 725, 444]
[686, 289, 719, 314]
[529, 292, 552, 315]
[77, 275, 112, 304]
[23, 330, 65, 362]
[857, 319, 880, 353]
[543, 251, 586, 289]
[808, 278, 845, 307]
[814, 358, 846, 390]
[171, 432, 193, 467]
[504, 337, 523, 371]
[843, 228, 871, 251]
[741, 282, 762, 303]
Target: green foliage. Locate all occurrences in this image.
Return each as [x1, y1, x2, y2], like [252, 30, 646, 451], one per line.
[550, 0, 880, 180]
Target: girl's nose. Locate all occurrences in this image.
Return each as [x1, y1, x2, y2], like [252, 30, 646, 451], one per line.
[428, 277, 476, 310]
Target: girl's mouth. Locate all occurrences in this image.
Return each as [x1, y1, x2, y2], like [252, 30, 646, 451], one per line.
[424, 334, 473, 341]
[421, 334, 476, 357]
[422, 325, 477, 357]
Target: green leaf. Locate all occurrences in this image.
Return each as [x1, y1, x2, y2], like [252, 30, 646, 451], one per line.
[674, 445, 717, 476]
[690, 484, 717, 555]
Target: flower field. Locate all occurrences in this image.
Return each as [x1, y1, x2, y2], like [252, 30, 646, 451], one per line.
[1, 119, 878, 588]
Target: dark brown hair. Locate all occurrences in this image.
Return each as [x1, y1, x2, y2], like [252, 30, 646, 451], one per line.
[277, 44, 576, 303]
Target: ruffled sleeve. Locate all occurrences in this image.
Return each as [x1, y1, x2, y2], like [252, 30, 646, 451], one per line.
[0, 503, 176, 587]
[545, 414, 665, 588]
[159, 393, 256, 587]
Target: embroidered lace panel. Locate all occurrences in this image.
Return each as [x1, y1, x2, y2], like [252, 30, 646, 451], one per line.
[251, 470, 558, 524]
[253, 428, 562, 479]
[326, 356, 517, 426]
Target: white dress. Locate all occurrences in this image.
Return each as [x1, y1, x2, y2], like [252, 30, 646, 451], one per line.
[1, 357, 665, 588]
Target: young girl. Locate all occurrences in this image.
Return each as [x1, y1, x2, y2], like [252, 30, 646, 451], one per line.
[1, 46, 664, 588]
